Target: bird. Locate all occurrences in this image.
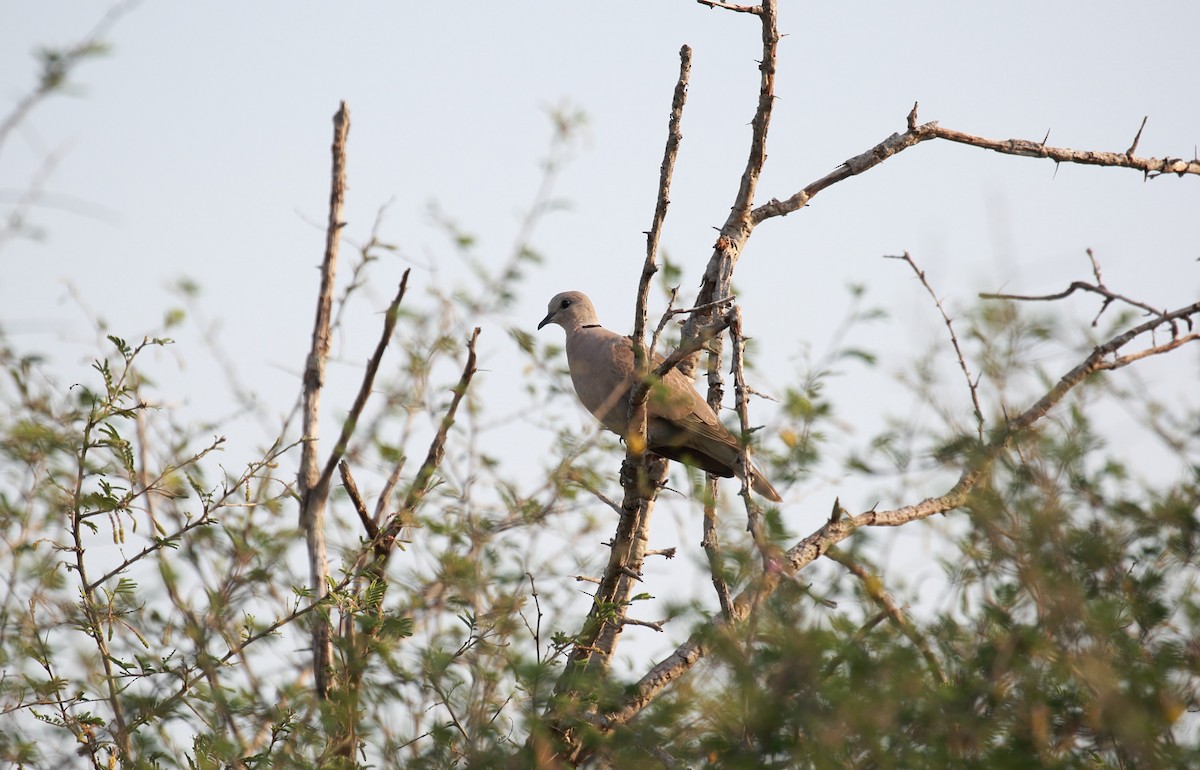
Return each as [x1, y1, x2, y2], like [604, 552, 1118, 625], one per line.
[538, 290, 782, 502]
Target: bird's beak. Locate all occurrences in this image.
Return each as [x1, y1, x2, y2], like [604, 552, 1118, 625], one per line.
[537, 312, 554, 330]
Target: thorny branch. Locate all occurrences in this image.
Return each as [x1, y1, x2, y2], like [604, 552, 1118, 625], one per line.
[752, 103, 1200, 225]
[547, 47, 692, 752]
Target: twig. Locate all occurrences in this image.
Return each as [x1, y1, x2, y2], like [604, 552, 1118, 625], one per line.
[1099, 333, 1199, 370]
[621, 617, 666, 632]
[0, 0, 141, 154]
[653, 314, 732, 381]
[820, 609, 888, 679]
[379, 327, 482, 554]
[981, 249, 1175, 331]
[696, 0, 762, 14]
[1126, 116, 1149, 157]
[700, 506, 734, 621]
[726, 307, 770, 562]
[339, 460, 377, 540]
[824, 547, 946, 684]
[316, 270, 411, 499]
[373, 456, 406, 527]
[886, 252, 984, 439]
[298, 101, 350, 699]
[524, 572, 543, 657]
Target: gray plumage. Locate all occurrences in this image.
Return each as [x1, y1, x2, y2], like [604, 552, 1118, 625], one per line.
[538, 291, 782, 502]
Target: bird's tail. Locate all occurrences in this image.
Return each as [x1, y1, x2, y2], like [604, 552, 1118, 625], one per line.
[742, 457, 782, 503]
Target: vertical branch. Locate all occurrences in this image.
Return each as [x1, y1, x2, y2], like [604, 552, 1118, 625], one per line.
[680, 0, 779, 371]
[298, 101, 350, 699]
[70, 413, 132, 760]
[727, 306, 772, 562]
[701, 342, 735, 619]
[324, 328, 480, 764]
[545, 46, 692, 764]
[631, 44, 693, 451]
[634, 44, 693, 354]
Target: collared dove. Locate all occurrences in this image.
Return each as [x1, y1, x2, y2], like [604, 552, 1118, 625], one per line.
[538, 290, 782, 502]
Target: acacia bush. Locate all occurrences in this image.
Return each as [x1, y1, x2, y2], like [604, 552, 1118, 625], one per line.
[1, 2, 1198, 768]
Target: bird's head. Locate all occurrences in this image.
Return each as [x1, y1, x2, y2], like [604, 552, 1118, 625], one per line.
[538, 291, 599, 331]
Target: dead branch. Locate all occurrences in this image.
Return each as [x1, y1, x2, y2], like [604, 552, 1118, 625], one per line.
[298, 101, 350, 699]
[339, 460, 377, 540]
[680, 0, 779, 373]
[753, 104, 1200, 226]
[696, 0, 762, 14]
[726, 306, 770, 562]
[981, 250, 1181, 332]
[634, 44, 692, 356]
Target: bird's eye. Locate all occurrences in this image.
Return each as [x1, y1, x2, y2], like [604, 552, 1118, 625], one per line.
[560, 299, 571, 309]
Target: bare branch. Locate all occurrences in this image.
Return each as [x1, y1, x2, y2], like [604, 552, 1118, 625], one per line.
[753, 104, 1200, 226]
[696, 0, 762, 14]
[981, 250, 1178, 331]
[886, 252, 984, 439]
[380, 327, 482, 552]
[680, 0, 779, 374]
[629, 42, 692, 480]
[727, 306, 770, 563]
[1126, 115, 1149, 157]
[546, 52, 695, 746]
[316, 270, 411, 497]
[339, 460, 377, 540]
[634, 44, 692, 356]
[298, 101, 350, 699]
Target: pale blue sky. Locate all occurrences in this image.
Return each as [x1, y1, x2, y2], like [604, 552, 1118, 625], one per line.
[3, 1, 1199, 622]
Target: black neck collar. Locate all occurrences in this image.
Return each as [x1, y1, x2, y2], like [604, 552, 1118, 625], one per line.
[581, 324, 601, 329]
